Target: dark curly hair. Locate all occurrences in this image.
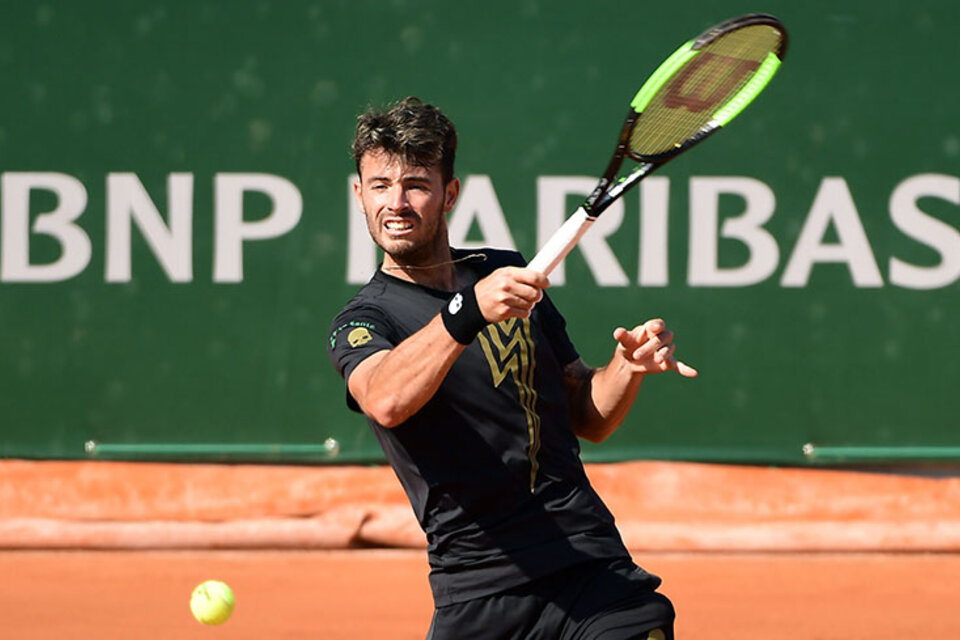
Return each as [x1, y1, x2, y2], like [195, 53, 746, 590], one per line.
[352, 97, 458, 184]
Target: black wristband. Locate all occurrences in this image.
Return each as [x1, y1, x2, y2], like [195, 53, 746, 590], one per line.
[441, 285, 487, 345]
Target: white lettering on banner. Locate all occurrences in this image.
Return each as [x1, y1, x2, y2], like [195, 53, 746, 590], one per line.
[0, 172, 303, 283]
[781, 177, 883, 287]
[346, 173, 377, 282]
[447, 175, 516, 251]
[537, 176, 629, 286]
[888, 174, 960, 290]
[1, 172, 91, 282]
[688, 176, 779, 286]
[106, 173, 194, 282]
[1, 172, 958, 288]
[213, 173, 302, 283]
[344, 172, 958, 290]
[638, 177, 670, 287]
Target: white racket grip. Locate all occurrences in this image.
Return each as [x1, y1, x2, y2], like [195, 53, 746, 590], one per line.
[526, 207, 596, 276]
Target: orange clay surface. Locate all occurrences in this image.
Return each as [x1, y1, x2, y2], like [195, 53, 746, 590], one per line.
[4, 460, 960, 638]
[1, 549, 958, 639]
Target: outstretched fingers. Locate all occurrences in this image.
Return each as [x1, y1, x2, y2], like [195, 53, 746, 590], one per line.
[614, 319, 697, 377]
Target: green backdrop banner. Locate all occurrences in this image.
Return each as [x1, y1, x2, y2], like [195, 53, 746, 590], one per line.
[2, 2, 958, 465]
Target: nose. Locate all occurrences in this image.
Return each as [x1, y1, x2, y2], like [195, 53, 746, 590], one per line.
[387, 184, 410, 212]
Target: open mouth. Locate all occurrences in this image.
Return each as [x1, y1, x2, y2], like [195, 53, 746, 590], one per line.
[384, 219, 414, 234]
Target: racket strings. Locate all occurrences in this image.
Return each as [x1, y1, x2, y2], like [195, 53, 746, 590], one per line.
[630, 24, 784, 158]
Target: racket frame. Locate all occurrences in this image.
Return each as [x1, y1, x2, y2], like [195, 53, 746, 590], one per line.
[527, 13, 787, 275]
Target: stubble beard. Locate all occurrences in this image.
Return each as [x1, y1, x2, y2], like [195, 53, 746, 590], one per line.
[373, 203, 450, 269]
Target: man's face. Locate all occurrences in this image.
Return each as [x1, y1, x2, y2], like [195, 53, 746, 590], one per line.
[354, 149, 460, 266]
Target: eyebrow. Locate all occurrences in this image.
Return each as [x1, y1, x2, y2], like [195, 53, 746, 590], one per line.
[366, 174, 432, 185]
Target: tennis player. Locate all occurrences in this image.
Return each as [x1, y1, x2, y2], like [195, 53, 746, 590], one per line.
[329, 97, 697, 639]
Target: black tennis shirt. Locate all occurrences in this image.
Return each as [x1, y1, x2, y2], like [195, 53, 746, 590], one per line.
[328, 248, 648, 606]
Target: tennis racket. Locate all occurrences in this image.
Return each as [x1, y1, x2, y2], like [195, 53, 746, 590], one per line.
[526, 13, 788, 275]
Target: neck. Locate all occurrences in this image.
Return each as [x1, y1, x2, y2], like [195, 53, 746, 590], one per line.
[382, 249, 486, 292]
[382, 253, 457, 291]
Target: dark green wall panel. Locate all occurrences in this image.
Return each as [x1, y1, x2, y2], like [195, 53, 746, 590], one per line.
[1, 2, 958, 465]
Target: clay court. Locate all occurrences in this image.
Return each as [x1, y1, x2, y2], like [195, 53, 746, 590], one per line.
[3, 460, 959, 638]
[3, 550, 959, 638]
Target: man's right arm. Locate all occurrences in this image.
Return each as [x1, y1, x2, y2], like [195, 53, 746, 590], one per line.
[347, 314, 465, 427]
[347, 266, 549, 427]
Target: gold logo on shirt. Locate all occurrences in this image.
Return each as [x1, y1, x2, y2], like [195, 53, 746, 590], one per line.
[347, 327, 373, 348]
[477, 318, 541, 491]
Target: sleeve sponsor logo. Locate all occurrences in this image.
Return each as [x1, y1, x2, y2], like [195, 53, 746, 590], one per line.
[347, 327, 373, 348]
[329, 320, 376, 348]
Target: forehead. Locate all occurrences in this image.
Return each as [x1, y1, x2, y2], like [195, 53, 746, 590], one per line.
[358, 149, 440, 182]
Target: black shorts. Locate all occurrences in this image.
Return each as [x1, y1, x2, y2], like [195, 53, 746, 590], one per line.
[426, 558, 675, 640]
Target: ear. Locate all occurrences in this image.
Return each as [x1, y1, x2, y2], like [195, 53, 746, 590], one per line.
[353, 177, 364, 213]
[443, 177, 460, 213]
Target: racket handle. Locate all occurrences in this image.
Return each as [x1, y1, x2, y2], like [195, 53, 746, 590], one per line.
[526, 208, 595, 276]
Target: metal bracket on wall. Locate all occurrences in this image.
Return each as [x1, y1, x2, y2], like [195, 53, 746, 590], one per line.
[803, 443, 960, 464]
[83, 438, 345, 463]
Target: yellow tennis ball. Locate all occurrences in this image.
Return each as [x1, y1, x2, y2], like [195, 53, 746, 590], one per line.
[190, 580, 235, 625]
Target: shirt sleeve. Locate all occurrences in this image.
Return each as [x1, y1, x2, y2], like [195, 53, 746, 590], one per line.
[327, 304, 397, 412]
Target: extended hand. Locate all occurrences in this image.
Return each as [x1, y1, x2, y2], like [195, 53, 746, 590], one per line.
[613, 319, 698, 377]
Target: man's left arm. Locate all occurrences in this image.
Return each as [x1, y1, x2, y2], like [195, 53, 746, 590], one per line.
[564, 319, 698, 443]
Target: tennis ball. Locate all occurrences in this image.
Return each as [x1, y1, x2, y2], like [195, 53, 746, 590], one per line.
[190, 580, 235, 625]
